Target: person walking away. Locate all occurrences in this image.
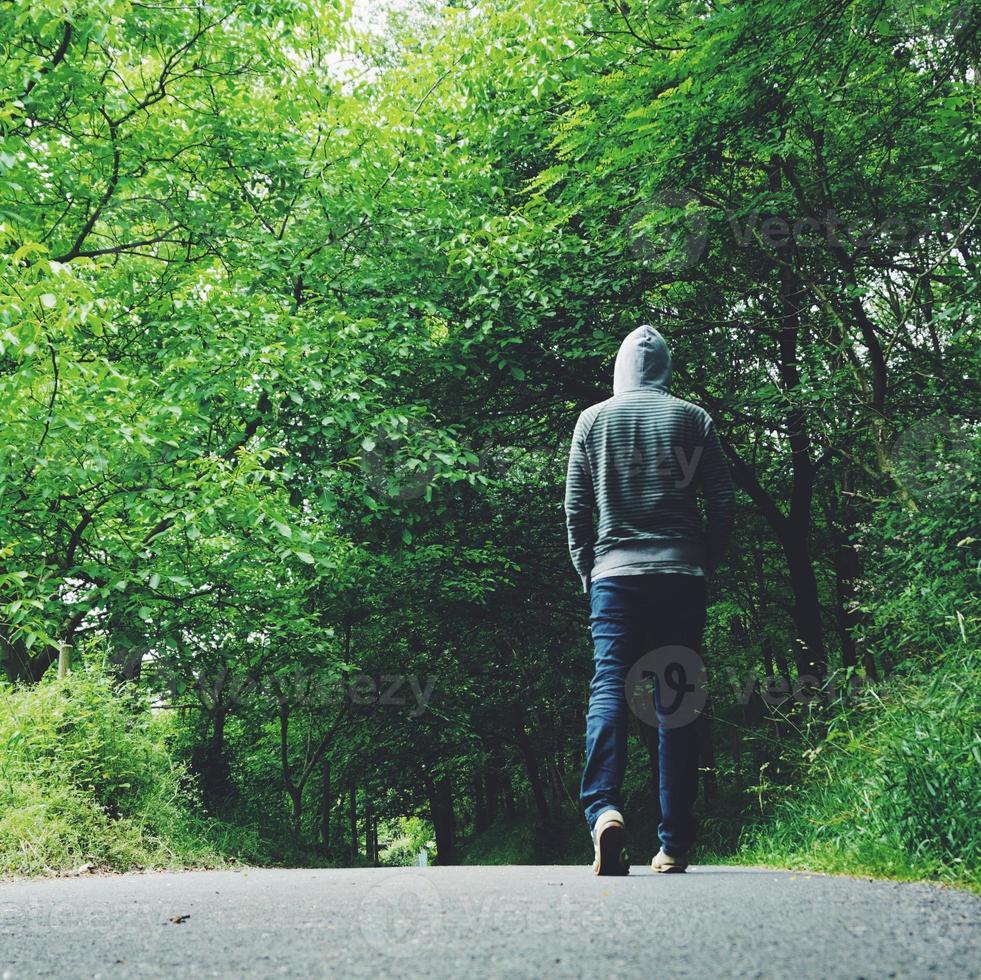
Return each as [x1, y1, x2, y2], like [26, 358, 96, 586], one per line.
[564, 324, 735, 875]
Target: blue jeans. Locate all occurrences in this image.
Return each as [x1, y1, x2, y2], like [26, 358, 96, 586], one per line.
[581, 573, 708, 856]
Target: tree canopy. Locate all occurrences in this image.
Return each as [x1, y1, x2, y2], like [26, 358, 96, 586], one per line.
[1, 0, 978, 873]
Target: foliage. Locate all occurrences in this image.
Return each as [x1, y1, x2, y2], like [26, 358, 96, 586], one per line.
[379, 816, 433, 867]
[0, 0, 978, 884]
[736, 644, 981, 889]
[0, 662, 258, 876]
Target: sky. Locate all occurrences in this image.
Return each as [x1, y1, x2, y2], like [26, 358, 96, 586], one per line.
[350, 0, 417, 35]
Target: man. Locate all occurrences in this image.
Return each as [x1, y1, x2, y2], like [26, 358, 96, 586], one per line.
[564, 324, 735, 876]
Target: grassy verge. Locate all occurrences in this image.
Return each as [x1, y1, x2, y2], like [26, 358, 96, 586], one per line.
[4, 647, 977, 888]
[732, 646, 980, 891]
[0, 670, 262, 878]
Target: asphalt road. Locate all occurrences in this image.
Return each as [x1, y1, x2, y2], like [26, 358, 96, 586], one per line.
[1, 865, 979, 979]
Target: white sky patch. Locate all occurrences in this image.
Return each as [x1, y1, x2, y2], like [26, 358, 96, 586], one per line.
[328, 0, 472, 89]
[324, 0, 419, 87]
[350, 0, 415, 35]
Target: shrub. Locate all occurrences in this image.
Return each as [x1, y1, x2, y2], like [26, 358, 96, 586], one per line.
[379, 816, 434, 866]
[0, 666, 230, 876]
[737, 645, 981, 887]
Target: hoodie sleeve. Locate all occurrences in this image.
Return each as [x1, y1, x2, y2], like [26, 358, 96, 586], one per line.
[700, 417, 736, 574]
[564, 412, 596, 594]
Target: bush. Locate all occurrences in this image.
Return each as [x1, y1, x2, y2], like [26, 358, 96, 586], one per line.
[737, 645, 981, 888]
[379, 816, 434, 866]
[0, 666, 239, 876]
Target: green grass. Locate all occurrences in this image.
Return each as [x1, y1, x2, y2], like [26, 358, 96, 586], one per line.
[0, 669, 261, 878]
[732, 646, 981, 890]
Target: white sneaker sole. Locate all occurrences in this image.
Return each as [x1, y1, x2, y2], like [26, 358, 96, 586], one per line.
[593, 818, 629, 876]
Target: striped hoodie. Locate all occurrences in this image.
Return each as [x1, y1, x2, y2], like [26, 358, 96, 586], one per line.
[564, 325, 735, 593]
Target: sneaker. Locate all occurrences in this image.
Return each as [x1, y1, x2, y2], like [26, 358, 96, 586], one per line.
[592, 809, 629, 876]
[651, 847, 689, 873]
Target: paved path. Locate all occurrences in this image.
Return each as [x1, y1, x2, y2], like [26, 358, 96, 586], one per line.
[1, 865, 979, 979]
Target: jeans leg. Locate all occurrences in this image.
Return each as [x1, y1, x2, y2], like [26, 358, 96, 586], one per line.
[656, 689, 701, 854]
[580, 578, 636, 832]
[651, 576, 707, 855]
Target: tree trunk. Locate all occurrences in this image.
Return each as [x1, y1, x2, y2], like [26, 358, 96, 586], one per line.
[425, 773, 457, 864]
[724, 443, 827, 682]
[503, 772, 516, 818]
[781, 523, 827, 681]
[107, 618, 146, 683]
[364, 798, 374, 863]
[761, 639, 775, 679]
[349, 782, 358, 859]
[201, 705, 232, 807]
[473, 772, 489, 833]
[720, 157, 827, 683]
[319, 757, 331, 853]
[278, 708, 303, 834]
[547, 754, 563, 804]
[516, 732, 550, 823]
[827, 502, 877, 680]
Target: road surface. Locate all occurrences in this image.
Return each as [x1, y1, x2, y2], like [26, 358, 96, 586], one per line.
[1, 865, 978, 978]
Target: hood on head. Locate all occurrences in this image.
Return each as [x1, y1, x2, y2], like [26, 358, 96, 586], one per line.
[613, 324, 672, 395]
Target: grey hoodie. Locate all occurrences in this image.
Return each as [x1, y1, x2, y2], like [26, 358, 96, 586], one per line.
[564, 325, 735, 593]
